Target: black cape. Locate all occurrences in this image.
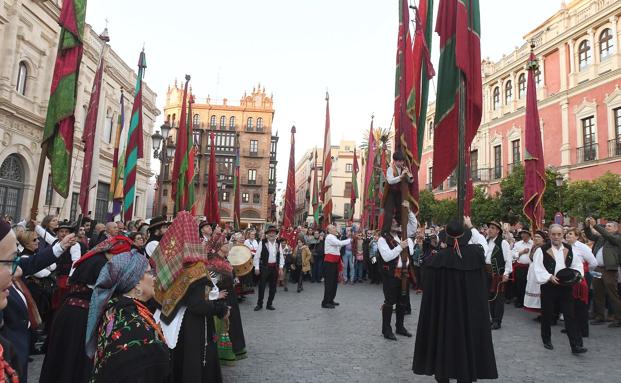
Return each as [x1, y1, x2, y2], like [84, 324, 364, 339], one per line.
[413, 244, 498, 381]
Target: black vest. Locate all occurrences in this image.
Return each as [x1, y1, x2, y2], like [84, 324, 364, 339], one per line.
[540, 242, 573, 275]
[381, 233, 401, 272]
[260, 239, 281, 268]
[489, 236, 506, 274]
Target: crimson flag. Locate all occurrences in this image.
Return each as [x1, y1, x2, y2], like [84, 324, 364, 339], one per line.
[204, 131, 220, 224]
[283, 126, 296, 229]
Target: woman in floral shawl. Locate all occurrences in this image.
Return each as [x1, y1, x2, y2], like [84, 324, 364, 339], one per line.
[85, 251, 170, 383]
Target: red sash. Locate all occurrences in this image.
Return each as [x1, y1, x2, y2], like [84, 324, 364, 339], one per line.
[572, 262, 589, 305]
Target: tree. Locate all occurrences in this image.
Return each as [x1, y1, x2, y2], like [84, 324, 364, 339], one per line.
[418, 189, 436, 226]
[432, 198, 457, 226]
[471, 186, 502, 226]
[564, 172, 621, 221]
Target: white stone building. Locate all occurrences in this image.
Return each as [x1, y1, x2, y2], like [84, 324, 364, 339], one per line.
[0, 0, 158, 222]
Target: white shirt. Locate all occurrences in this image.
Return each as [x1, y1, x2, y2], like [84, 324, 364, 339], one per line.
[595, 247, 604, 267]
[469, 228, 489, 255]
[253, 239, 285, 269]
[571, 240, 598, 270]
[377, 235, 414, 268]
[30, 242, 65, 278]
[324, 234, 351, 255]
[35, 225, 57, 245]
[533, 245, 584, 284]
[244, 239, 259, 254]
[486, 237, 513, 276]
[512, 240, 534, 264]
[145, 240, 159, 258]
[385, 166, 403, 185]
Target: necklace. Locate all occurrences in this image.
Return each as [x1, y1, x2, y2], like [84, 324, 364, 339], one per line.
[131, 298, 166, 343]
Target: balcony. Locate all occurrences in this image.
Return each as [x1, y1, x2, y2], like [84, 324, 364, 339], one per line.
[242, 175, 264, 186]
[576, 144, 597, 163]
[241, 148, 265, 158]
[471, 168, 491, 183]
[245, 125, 266, 133]
[608, 138, 621, 158]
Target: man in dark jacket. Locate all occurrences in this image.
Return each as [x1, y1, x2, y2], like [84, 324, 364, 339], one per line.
[585, 218, 621, 327]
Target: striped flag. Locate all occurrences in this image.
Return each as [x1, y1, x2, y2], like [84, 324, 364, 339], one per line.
[109, 92, 125, 220]
[321, 93, 332, 228]
[171, 75, 190, 215]
[123, 50, 146, 221]
[42, 0, 87, 197]
[283, 126, 296, 229]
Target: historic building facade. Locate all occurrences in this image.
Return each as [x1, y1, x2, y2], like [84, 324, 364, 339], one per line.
[420, 0, 621, 199]
[289, 140, 362, 227]
[0, 0, 158, 222]
[161, 84, 278, 227]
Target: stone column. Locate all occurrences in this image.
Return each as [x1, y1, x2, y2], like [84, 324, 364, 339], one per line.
[560, 99, 571, 166]
[568, 38, 575, 74]
[611, 16, 618, 54]
[559, 42, 567, 90]
[587, 28, 595, 64]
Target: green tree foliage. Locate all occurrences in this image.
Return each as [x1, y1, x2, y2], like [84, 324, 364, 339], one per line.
[471, 186, 502, 226]
[418, 189, 435, 226]
[564, 172, 621, 221]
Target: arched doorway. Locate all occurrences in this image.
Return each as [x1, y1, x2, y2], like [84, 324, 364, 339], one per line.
[0, 154, 25, 220]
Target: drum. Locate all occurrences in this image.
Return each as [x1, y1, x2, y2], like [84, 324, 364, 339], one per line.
[227, 245, 253, 277]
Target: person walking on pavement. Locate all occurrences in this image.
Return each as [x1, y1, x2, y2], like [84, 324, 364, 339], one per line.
[253, 225, 284, 311]
[321, 225, 351, 309]
[291, 238, 312, 293]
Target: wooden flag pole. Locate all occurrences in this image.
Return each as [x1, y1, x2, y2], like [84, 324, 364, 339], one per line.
[30, 142, 49, 220]
[456, 73, 467, 225]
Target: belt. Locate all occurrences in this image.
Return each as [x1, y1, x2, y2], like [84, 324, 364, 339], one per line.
[324, 254, 341, 263]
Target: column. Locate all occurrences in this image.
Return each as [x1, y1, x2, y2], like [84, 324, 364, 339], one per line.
[559, 42, 567, 90]
[0, 6, 19, 88]
[588, 28, 595, 64]
[560, 99, 571, 166]
[568, 38, 575, 74]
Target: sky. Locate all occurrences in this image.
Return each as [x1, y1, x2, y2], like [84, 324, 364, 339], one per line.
[85, 0, 563, 188]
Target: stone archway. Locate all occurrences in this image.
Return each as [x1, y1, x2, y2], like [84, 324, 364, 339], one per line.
[0, 154, 25, 220]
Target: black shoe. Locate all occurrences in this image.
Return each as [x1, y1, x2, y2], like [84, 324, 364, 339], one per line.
[331, 301, 340, 306]
[571, 346, 588, 354]
[297, 288, 302, 293]
[543, 342, 554, 350]
[266, 305, 275, 311]
[490, 322, 501, 330]
[383, 332, 397, 341]
[254, 305, 262, 311]
[321, 303, 335, 309]
[396, 327, 412, 337]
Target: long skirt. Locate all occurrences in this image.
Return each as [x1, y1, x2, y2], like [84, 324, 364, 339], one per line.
[524, 263, 541, 311]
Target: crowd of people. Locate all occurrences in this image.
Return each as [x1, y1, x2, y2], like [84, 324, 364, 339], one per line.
[0, 204, 619, 382]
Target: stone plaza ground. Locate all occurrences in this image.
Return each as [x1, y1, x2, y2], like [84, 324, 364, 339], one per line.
[29, 280, 620, 382]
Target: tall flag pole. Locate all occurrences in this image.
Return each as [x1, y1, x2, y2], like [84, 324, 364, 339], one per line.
[350, 147, 359, 222]
[394, 0, 421, 215]
[377, 142, 388, 230]
[186, 94, 197, 214]
[433, 0, 482, 220]
[233, 133, 241, 230]
[321, 92, 333, 228]
[109, 91, 125, 220]
[79, 30, 109, 216]
[203, 130, 220, 224]
[523, 45, 546, 231]
[311, 148, 321, 227]
[283, 126, 296, 229]
[123, 50, 147, 221]
[171, 75, 190, 215]
[362, 117, 376, 229]
[32, 0, 87, 218]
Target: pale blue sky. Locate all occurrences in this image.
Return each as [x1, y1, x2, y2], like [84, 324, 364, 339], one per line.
[86, 0, 563, 183]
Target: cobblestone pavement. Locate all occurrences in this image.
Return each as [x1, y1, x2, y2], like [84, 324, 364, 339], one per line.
[29, 281, 620, 382]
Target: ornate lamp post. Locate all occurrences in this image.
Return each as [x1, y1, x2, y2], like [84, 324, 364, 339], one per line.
[152, 122, 173, 216]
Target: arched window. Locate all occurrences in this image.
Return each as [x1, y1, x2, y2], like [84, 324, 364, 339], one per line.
[578, 40, 591, 69]
[427, 121, 433, 141]
[492, 87, 500, 110]
[16, 62, 27, 96]
[172, 113, 177, 127]
[229, 116, 236, 128]
[0, 154, 25, 220]
[220, 115, 226, 128]
[247, 117, 253, 130]
[210, 115, 216, 128]
[599, 28, 614, 59]
[504, 81, 513, 104]
[518, 74, 526, 99]
[256, 117, 263, 130]
[166, 114, 171, 124]
[192, 114, 200, 128]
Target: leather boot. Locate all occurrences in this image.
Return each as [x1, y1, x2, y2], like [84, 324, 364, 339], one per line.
[382, 304, 396, 340]
[395, 304, 412, 337]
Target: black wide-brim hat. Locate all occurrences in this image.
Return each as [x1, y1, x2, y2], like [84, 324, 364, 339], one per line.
[149, 216, 169, 231]
[57, 220, 75, 232]
[488, 221, 502, 231]
[199, 220, 212, 230]
[556, 268, 581, 285]
[445, 220, 472, 247]
[265, 225, 278, 234]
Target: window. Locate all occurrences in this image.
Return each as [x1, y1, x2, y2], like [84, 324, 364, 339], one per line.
[16, 62, 27, 96]
[210, 115, 216, 128]
[214, 132, 236, 154]
[69, 192, 79, 222]
[172, 113, 176, 127]
[470, 150, 479, 180]
[344, 182, 352, 197]
[247, 117, 253, 130]
[427, 121, 434, 141]
[257, 117, 263, 131]
[599, 28, 614, 59]
[518, 74, 526, 99]
[270, 139, 278, 158]
[504, 81, 513, 104]
[103, 108, 113, 144]
[493, 87, 500, 110]
[248, 169, 257, 184]
[345, 163, 353, 172]
[45, 174, 53, 206]
[614, 107, 621, 156]
[253, 193, 260, 204]
[134, 195, 140, 217]
[250, 140, 258, 154]
[220, 116, 226, 128]
[193, 114, 200, 128]
[216, 157, 234, 178]
[344, 203, 351, 218]
[221, 191, 229, 202]
[511, 139, 520, 163]
[242, 192, 249, 203]
[95, 182, 110, 222]
[581, 117, 596, 161]
[578, 40, 591, 69]
[427, 167, 433, 189]
[269, 163, 276, 183]
[493, 145, 502, 179]
[534, 68, 542, 87]
[229, 116, 236, 129]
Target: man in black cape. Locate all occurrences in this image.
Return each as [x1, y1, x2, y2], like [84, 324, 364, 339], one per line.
[413, 217, 498, 383]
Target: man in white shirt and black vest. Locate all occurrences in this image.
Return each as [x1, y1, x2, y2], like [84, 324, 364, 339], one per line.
[533, 224, 586, 354]
[253, 225, 284, 311]
[381, 151, 413, 233]
[486, 221, 512, 330]
[321, 224, 351, 309]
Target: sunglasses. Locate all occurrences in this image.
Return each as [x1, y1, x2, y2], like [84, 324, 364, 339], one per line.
[0, 252, 21, 275]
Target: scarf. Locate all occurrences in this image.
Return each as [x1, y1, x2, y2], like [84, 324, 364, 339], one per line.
[85, 250, 148, 358]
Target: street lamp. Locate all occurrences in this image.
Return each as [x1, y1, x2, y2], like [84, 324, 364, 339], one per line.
[555, 173, 564, 217]
[152, 122, 173, 216]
